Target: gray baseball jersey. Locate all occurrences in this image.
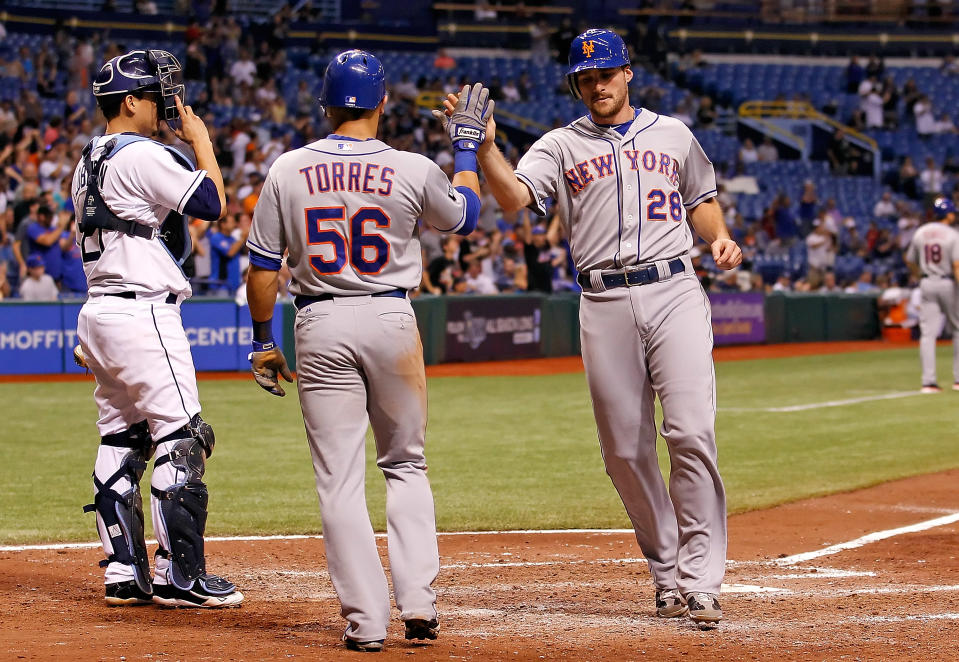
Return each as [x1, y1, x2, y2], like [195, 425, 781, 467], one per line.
[512, 109, 726, 597]
[249, 136, 471, 295]
[248, 135, 474, 642]
[515, 111, 717, 271]
[906, 222, 959, 387]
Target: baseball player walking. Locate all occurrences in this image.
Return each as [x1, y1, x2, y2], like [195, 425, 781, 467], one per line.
[245, 49, 489, 651]
[905, 196, 959, 393]
[72, 50, 242, 608]
[469, 29, 741, 625]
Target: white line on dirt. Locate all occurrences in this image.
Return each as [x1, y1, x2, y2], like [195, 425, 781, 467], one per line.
[720, 391, 921, 413]
[774, 512, 959, 565]
[766, 568, 876, 579]
[853, 612, 959, 623]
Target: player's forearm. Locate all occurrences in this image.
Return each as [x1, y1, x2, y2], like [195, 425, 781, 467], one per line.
[953, 260, 959, 282]
[247, 265, 280, 323]
[477, 143, 531, 212]
[451, 170, 480, 197]
[688, 199, 730, 245]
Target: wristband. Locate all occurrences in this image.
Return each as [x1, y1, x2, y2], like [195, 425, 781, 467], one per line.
[453, 149, 478, 173]
[252, 319, 274, 353]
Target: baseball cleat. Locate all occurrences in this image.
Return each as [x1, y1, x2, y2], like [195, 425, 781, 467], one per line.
[343, 636, 384, 652]
[404, 617, 439, 641]
[655, 588, 688, 618]
[152, 574, 243, 608]
[920, 384, 943, 394]
[686, 592, 722, 625]
[104, 580, 153, 606]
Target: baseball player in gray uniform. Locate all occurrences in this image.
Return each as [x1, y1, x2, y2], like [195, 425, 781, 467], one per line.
[245, 50, 490, 651]
[72, 50, 242, 608]
[468, 29, 742, 625]
[905, 196, 959, 393]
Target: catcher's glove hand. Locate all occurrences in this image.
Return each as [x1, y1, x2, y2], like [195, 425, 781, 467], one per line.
[249, 347, 294, 397]
[431, 83, 494, 152]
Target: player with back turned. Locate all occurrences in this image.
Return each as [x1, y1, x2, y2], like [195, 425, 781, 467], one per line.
[71, 50, 242, 608]
[245, 49, 491, 652]
[905, 196, 959, 393]
[464, 29, 742, 625]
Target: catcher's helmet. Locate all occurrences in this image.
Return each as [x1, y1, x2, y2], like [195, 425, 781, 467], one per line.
[319, 49, 386, 110]
[93, 49, 185, 131]
[933, 196, 956, 219]
[566, 28, 630, 99]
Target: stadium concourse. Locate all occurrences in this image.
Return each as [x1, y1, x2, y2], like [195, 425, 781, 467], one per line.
[1, 4, 958, 307]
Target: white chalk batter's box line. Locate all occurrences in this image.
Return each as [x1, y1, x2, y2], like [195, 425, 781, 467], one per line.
[719, 390, 924, 413]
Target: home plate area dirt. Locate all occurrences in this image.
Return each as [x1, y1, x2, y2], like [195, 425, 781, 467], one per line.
[2, 469, 958, 661]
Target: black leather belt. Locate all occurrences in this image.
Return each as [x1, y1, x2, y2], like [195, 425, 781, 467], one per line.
[577, 258, 686, 292]
[105, 291, 178, 304]
[294, 289, 407, 310]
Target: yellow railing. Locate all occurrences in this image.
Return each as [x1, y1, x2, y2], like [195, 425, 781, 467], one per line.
[738, 100, 877, 151]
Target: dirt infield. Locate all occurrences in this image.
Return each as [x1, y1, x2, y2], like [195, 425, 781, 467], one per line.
[3, 468, 958, 661]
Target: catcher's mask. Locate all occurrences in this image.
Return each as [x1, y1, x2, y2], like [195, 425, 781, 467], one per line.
[93, 49, 185, 131]
[566, 28, 630, 100]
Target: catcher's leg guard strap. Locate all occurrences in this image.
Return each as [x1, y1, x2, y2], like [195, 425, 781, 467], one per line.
[152, 433, 209, 590]
[83, 423, 153, 594]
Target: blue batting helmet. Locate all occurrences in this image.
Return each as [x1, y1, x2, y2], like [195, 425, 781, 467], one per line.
[566, 29, 630, 99]
[319, 49, 386, 110]
[933, 196, 956, 219]
[93, 49, 184, 130]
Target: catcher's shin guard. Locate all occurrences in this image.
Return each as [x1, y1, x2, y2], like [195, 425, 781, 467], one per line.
[84, 421, 154, 594]
[152, 415, 214, 590]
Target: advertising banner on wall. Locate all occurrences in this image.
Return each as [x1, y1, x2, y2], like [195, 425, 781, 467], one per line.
[444, 296, 542, 362]
[708, 292, 766, 345]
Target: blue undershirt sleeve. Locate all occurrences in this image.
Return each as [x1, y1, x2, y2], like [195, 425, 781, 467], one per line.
[182, 177, 222, 222]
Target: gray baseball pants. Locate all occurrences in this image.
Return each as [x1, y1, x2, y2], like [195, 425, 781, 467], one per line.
[919, 277, 959, 386]
[293, 294, 439, 642]
[579, 271, 726, 595]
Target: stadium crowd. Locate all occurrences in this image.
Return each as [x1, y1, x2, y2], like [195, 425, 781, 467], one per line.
[1, 15, 957, 304]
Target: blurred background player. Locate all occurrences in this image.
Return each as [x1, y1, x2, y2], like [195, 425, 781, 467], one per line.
[905, 196, 959, 393]
[72, 49, 242, 608]
[245, 50, 490, 651]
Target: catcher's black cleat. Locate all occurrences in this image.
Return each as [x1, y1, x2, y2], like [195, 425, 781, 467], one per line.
[404, 617, 439, 641]
[105, 580, 153, 606]
[151, 574, 243, 608]
[343, 636, 384, 652]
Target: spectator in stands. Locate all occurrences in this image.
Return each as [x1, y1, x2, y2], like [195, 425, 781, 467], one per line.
[846, 270, 880, 294]
[674, 99, 694, 128]
[502, 79, 521, 103]
[901, 78, 922, 119]
[873, 190, 896, 219]
[881, 75, 899, 129]
[60, 223, 87, 296]
[897, 204, 920, 251]
[433, 49, 456, 70]
[208, 214, 248, 296]
[393, 73, 419, 102]
[25, 205, 68, 284]
[827, 129, 857, 175]
[806, 215, 837, 282]
[229, 48, 256, 88]
[861, 80, 884, 129]
[738, 138, 758, 165]
[817, 269, 841, 293]
[19, 254, 58, 301]
[757, 137, 778, 162]
[773, 194, 799, 246]
[865, 55, 884, 79]
[914, 94, 937, 137]
[696, 95, 717, 129]
[841, 218, 867, 258]
[38, 139, 71, 193]
[424, 235, 461, 295]
[190, 220, 212, 293]
[896, 156, 920, 199]
[935, 112, 957, 134]
[463, 259, 497, 295]
[871, 227, 897, 260]
[941, 54, 959, 75]
[493, 241, 527, 292]
[520, 222, 553, 294]
[0, 261, 8, 300]
[845, 56, 865, 94]
[797, 179, 819, 232]
[920, 156, 944, 204]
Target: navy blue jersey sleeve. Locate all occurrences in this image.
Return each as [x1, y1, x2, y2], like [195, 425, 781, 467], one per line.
[182, 177, 222, 222]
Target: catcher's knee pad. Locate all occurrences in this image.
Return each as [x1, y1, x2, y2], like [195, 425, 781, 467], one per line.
[152, 427, 210, 590]
[83, 420, 154, 594]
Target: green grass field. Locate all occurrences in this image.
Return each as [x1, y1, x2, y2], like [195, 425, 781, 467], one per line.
[2, 346, 958, 544]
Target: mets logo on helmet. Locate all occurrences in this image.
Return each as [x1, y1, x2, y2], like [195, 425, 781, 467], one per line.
[582, 40, 595, 58]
